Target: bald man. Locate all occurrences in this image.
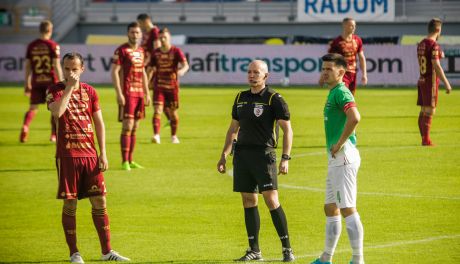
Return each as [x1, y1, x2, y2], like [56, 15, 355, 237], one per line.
[217, 60, 295, 262]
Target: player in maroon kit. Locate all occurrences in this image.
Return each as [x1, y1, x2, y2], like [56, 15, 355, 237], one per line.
[112, 22, 151, 171]
[323, 17, 367, 95]
[136, 13, 160, 64]
[149, 28, 189, 144]
[417, 18, 452, 146]
[47, 53, 129, 263]
[20, 20, 63, 143]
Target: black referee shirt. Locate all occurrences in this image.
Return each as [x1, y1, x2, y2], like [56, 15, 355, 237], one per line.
[232, 86, 290, 148]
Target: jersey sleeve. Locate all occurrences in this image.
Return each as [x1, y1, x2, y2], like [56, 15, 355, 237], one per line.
[112, 47, 122, 65]
[335, 89, 356, 112]
[176, 48, 187, 63]
[231, 92, 241, 120]
[46, 85, 62, 109]
[271, 93, 290, 121]
[89, 86, 101, 113]
[52, 42, 61, 59]
[356, 36, 363, 53]
[328, 39, 339, 53]
[26, 43, 32, 60]
[149, 50, 157, 67]
[432, 43, 441, 60]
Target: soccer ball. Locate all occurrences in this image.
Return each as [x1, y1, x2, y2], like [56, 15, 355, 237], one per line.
[280, 77, 290, 87]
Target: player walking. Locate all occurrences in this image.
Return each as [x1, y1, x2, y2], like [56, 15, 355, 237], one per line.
[324, 17, 367, 95]
[20, 20, 63, 143]
[148, 28, 189, 144]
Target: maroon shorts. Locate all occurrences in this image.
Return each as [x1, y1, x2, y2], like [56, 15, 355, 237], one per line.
[119, 96, 145, 121]
[30, 84, 51, 104]
[343, 72, 357, 94]
[153, 88, 179, 109]
[56, 157, 106, 200]
[417, 78, 439, 107]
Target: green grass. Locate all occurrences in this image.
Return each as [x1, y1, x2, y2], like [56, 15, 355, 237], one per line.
[0, 84, 459, 263]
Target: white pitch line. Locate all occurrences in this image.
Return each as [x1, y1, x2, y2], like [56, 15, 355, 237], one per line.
[279, 184, 460, 201]
[226, 170, 460, 201]
[295, 234, 460, 259]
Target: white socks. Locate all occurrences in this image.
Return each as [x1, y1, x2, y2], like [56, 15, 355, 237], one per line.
[322, 215, 342, 261]
[345, 212, 364, 263]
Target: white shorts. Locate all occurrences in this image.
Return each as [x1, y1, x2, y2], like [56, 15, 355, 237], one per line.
[325, 159, 361, 208]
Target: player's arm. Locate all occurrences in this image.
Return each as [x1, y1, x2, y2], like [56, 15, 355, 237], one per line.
[48, 85, 74, 118]
[177, 60, 189, 77]
[24, 59, 32, 96]
[153, 39, 161, 50]
[93, 110, 108, 171]
[278, 119, 293, 175]
[330, 106, 360, 157]
[111, 63, 125, 105]
[142, 68, 151, 106]
[433, 58, 452, 94]
[217, 119, 240, 173]
[53, 58, 64, 82]
[358, 51, 367, 85]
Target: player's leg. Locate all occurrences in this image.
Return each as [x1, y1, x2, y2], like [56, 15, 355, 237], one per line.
[20, 104, 39, 142]
[312, 167, 342, 264]
[338, 162, 364, 264]
[57, 157, 82, 262]
[152, 89, 164, 143]
[234, 149, 263, 261]
[89, 195, 130, 261]
[169, 90, 180, 143]
[129, 118, 144, 169]
[258, 150, 294, 262]
[163, 105, 172, 127]
[421, 106, 436, 146]
[120, 117, 135, 170]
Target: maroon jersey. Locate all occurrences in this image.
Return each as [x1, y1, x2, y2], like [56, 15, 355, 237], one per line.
[150, 46, 187, 90]
[46, 82, 100, 158]
[328, 35, 363, 73]
[417, 38, 441, 83]
[142, 26, 160, 54]
[26, 38, 60, 87]
[112, 43, 145, 98]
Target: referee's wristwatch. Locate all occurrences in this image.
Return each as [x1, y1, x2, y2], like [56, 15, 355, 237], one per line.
[281, 154, 291, 161]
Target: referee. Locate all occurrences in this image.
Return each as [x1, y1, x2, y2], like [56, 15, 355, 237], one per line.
[217, 60, 295, 262]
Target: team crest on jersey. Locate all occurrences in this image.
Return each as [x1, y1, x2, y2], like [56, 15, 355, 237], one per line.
[254, 105, 263, 117]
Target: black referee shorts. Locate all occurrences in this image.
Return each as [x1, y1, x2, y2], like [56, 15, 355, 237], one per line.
[232, 146, 278, 193]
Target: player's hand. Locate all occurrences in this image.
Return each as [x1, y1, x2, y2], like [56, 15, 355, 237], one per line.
[361, 75, 368, 86]
[145, 95, 151, 106]
[99, 154, 108, 172]
[446, 83, 452, 94]
[217, 156, 226, 174]
[278, 159, 289, 175]
[67, 71, 79, 88]
[24, 90, 31, 97]
[330, 144, 342, 158]
[117, 95, 125, 106]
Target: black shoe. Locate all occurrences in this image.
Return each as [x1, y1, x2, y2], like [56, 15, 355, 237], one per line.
[235, 249, 263, 261]
[282, 248, 295, 262]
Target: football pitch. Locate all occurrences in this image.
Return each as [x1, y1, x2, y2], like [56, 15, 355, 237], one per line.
[0, 84, 459, 263]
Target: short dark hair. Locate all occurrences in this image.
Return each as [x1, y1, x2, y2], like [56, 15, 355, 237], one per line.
[137, 13, 150, 21]
[39, 20, 52, 34]
[342, 17, 354, 23]
[321, 53, 347, 69]
[127, 22, 141, 32]
[159, 27, 170, 34]
[428, 18, 442, 34]
[62, 52, 84, 67]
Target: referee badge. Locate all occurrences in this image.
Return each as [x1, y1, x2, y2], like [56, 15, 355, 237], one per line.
[254, 105, 263, 117]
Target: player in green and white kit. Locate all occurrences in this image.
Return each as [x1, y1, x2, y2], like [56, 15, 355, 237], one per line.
[311, 53, 364, 264]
